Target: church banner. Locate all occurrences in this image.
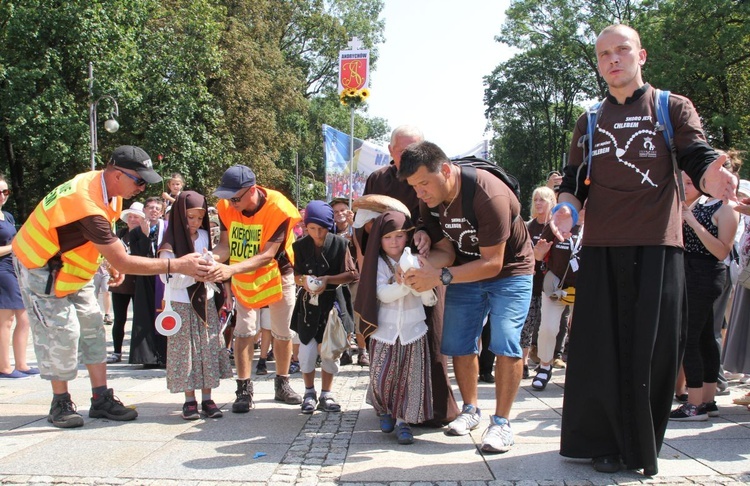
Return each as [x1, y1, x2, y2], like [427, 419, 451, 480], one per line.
[338, 38, 370, 94]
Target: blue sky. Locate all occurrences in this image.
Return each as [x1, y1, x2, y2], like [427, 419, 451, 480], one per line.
[364, 0, 515, 156]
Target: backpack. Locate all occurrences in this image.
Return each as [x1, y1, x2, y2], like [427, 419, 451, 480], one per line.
[449, 155, 522, 228]
[580, 88, 684, 200]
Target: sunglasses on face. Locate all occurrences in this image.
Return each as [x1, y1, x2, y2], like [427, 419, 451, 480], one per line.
[0, 189, 9, 196]
[114, 167, 147, 186]
[230, 187, 251, 203]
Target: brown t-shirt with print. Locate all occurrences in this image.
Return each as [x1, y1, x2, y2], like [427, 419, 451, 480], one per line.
[421, 167, 534, 281]
[560, 84, 717, 248]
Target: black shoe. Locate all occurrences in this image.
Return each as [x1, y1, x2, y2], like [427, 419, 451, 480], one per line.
[592, 455, 621, 473]
[675, 393, 688, 403]
[182, 401, 200, 420]
[89, 389, 138, 421]
[339, 350, 353, 366]
[478, 373, 495, 383]
[522, 365, 529, 379]
[699, 400, 719, 417]
[48, 393, 84, 428]
[201, 400, 223, 418]
[256, 358, 268, 375]
[232, 379, 254, 413]
[266, 349, 275, 362]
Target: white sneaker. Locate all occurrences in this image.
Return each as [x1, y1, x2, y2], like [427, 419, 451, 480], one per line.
[741, 374, 750, 384]
[446, 404, 481, 436]
[480, 415, 514, 453]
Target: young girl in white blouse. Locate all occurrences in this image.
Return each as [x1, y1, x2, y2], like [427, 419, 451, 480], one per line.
[359, 211, 437, 445]
[158, 191, 232, 420]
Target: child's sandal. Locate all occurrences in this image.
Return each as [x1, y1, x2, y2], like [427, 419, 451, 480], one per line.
[317, 395, 341, 412]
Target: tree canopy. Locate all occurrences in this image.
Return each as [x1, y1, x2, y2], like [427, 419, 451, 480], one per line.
[485, 0, 750, 212]
[0, 0, 387, 219]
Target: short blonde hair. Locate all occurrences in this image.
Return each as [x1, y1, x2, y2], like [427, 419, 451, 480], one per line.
[530, 186, 557, 220]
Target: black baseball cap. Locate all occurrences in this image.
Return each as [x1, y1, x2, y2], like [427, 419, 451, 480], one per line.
[213, 165, 257, 199]
[110, 146, 162, 184]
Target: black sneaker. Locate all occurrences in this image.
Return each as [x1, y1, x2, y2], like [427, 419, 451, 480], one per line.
[201, 400, 223, 418]
[275, 375, 302, 404]
[478, 373, 495, 383]
[669, 402, 707, 421]
[522, 365, 529, 379]
[339, 350, 353, 366]
[182, 401, 200, 420]
[232, 380, 254, 413]
[266, 349, 275, 362]
[699, 401, 719, 417]
[89, 389, 138, 421]
[256, 358, 268, 375]
[48, 393, 84, 428]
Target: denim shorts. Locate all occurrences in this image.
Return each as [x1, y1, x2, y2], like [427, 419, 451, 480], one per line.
[441, 275, 532, 358]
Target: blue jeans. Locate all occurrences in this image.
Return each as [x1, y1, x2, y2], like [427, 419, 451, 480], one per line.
[441, 275, 531, 358]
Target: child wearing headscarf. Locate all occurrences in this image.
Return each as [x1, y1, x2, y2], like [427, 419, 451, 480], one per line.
[158, 191, 233, 420]
[357, 211, 437, 445]
[291, 201, 358, 414]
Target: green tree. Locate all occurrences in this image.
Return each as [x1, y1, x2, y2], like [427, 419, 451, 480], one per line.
[484, 46, 590, 202]
[134, 0, 230, 197]
[636, 0, 750, 154]
[0, 1, 149, 218]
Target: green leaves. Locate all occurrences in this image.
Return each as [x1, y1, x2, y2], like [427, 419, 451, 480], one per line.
[0, 0, 387, 219]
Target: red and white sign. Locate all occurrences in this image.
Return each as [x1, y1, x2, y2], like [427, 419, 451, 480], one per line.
[338, 37, 370, 93]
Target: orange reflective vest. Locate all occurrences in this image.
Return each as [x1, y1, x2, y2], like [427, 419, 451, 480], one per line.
[217, 188, 300, 309]
[13, 171, 121, 297]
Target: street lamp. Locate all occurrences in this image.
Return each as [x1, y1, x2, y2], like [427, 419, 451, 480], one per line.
[296, 169, 316, 208]
[88, 62, 120, 170]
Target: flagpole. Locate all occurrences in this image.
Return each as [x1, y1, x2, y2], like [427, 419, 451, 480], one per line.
[349, 106, 355, 208]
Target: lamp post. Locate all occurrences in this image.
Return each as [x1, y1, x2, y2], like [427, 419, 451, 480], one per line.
[296, 168, 316, 209]
[88, 62, 120, 170]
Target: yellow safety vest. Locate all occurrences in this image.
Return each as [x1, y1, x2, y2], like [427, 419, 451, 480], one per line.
[13, 171, 121, 297]
[217, 188, 300, 309]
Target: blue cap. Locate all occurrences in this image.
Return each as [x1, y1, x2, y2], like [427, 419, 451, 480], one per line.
[213, 165, 256, 199]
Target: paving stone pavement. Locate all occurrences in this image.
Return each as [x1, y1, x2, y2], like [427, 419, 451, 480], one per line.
[1, 320, 749, 486]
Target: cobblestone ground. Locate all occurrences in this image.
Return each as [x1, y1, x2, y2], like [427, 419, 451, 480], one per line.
[1, 371, 748, 486]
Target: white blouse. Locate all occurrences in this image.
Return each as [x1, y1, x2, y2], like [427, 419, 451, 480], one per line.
[159, 229, 214, 304]
[371, 255, 437, 345]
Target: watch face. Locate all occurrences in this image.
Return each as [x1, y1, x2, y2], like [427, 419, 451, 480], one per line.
[441, 268, 452, 285]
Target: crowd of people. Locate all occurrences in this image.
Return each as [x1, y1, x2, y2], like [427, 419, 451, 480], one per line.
[2, 24, 750, 478]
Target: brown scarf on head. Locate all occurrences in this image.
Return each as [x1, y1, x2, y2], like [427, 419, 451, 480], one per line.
[159, 190, 212, 325]
[353, 211, 414, 339]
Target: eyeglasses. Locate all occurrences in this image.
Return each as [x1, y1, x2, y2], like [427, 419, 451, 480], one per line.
[229, 187, 252, 203]
[0, 189, 9, 196]
[114, 167, 147, 187]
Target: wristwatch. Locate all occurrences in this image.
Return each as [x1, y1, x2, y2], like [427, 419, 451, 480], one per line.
[440, 267, 453, 286]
